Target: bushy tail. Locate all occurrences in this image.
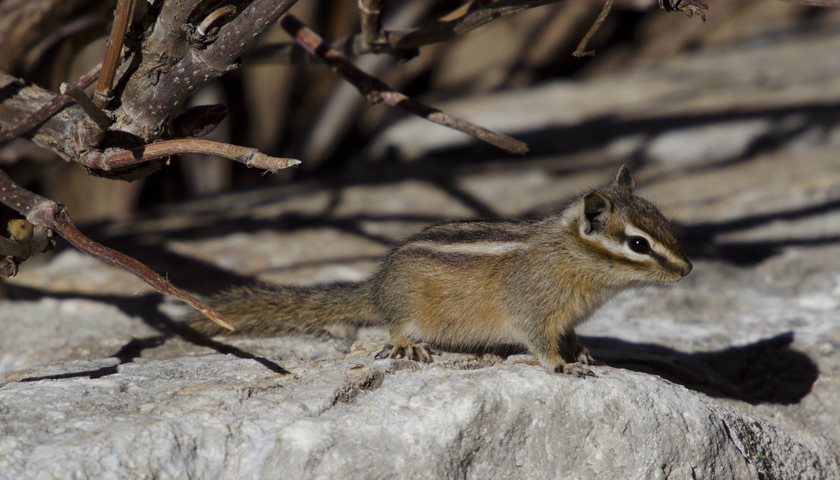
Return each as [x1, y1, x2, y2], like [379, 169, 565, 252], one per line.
[187, 282, 381, 337]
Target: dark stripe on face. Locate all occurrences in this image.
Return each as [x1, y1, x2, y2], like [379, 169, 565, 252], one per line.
[613, 231, 686, 276]
[583, 237, 651, 270]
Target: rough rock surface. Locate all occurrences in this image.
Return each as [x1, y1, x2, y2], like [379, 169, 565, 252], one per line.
[0, 353, 834, 480]
[3, 11, 840, 480]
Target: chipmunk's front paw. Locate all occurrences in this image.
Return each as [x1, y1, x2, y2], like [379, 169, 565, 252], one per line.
[374, 342, 434, 363]
[575, 348, 602, 366]
[554, 362, 596, 378]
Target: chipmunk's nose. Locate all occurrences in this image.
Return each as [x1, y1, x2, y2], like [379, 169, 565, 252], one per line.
[680, 259, 693, 277]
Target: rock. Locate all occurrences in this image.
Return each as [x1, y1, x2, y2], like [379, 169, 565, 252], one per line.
[0, 352, 835, 480]
[0, 298, 156, 378]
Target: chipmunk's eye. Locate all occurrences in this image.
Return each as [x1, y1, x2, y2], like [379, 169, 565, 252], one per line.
[627, 236, 651, 254]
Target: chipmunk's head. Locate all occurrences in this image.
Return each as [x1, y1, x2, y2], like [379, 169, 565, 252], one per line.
[575, 166, 692, 285]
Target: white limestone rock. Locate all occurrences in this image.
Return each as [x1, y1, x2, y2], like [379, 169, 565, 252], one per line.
[1, 352, 835, 480]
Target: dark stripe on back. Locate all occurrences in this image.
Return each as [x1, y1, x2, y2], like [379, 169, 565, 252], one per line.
[410, 220, 534, 245]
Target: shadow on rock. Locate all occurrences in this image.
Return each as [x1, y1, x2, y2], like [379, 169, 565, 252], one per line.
[585, 332, 818, 405]
[676, 196, 840, 266]
[11, 287, 291, 382]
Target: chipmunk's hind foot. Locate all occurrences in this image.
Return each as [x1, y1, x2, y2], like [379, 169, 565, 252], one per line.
[374, 340, 434, 363]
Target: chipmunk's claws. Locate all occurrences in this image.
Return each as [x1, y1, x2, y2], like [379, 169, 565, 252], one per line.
[375, 342, 434, 363]
[555, 362, 596, 378]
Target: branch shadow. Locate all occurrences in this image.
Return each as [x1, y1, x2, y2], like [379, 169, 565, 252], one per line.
[399, 100, 840, 167]
[674, 197, 840, 266]
[11, 287, 290, 382]
[7, 284, 818, 405]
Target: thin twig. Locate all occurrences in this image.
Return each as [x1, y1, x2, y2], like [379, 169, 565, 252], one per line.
[251, 0, 565, 62]
[81, 139, 301, 172]
[60, 83, 114, 128]
[0, 62, 104, 144]
[353, 0, 560, 57]
[280, 14, 529, 155]
[572, 0, 614, 57]
[53, 218, 235, 330]
[359, 0, 387, 52]
[0, 169, 236, 331]
[197, 5, 237, 37]
[659, 0, 707, 21]
[95, 0, 135, 109]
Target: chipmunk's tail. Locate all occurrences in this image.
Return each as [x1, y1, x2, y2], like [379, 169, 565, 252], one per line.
[187, 282, 382, 337]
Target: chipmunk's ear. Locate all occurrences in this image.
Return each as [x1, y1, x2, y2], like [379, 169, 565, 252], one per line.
[615, 165, 634, 192]
[581, 192, 612, 236]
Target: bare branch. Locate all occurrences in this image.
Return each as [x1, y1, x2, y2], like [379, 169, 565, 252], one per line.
[60, 83, 113, 128]
[95, 0, 135, 109]
[0, 62, 103, 144]
[249, 0, 568, 62]
[349, 0, 563, 57]
[0, 169, 236, 331]
[280, 14, 529, 155]
[80, 139, 301, 172]
[659, 0, 707, 21]
[4, 0, 298, 178]
[359, 0, 388, 52]
[53, 217, 235, 331]
[573, 0, 614, 57]
[117, 0, 299, 143]
[145, 0, 204, 59]
[197, 5, 237, 38]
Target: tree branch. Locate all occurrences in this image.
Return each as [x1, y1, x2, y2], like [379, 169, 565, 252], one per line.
[280, 14, 529, 155]
[0, 168, 236, 331]
[60, 82, 113, 128]
[0, 62, 103, 144]
[117, 0, 300, 144]
[94, 0, 135, 109]
[80, 139, 301, 172]
[359, 0, 388, 52]
[659, 0, 707, 21]
[249, 0, 566, 62]
[572, 0, 614, 57]
[343, 0, 563, 57]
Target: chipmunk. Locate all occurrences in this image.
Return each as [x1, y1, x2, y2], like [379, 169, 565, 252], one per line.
[191, 166, 692, 376]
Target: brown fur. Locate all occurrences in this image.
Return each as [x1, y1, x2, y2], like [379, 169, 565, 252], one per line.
[188, 167, 692, 376]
